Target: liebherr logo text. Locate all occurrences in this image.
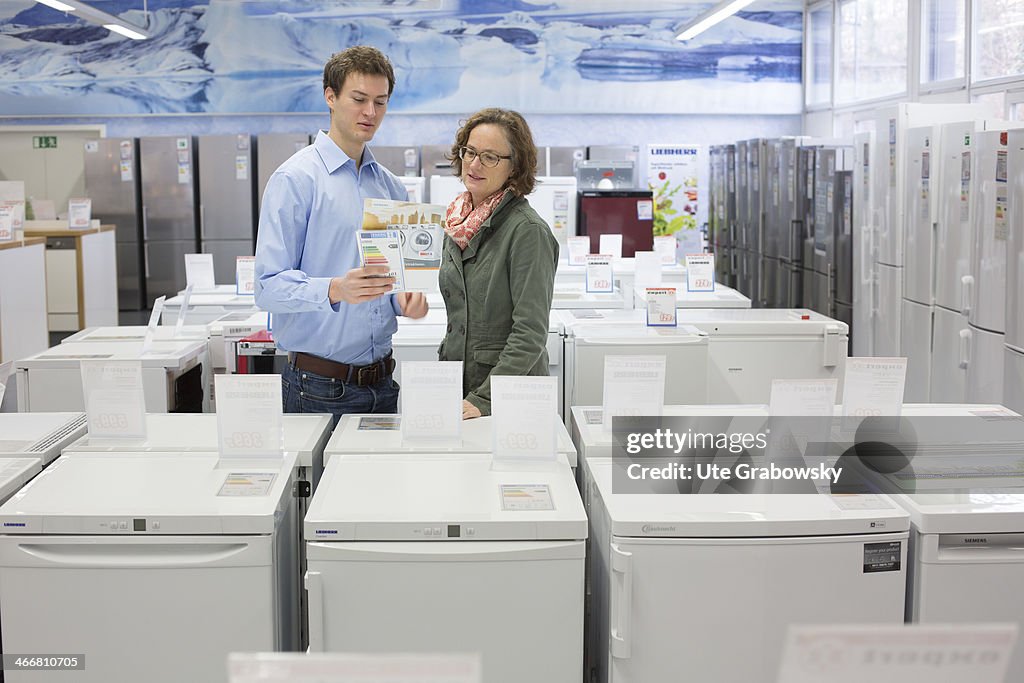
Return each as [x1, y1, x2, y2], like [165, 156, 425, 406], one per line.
[642, 525, 677, 534]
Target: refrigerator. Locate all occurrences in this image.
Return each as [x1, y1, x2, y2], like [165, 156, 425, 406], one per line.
[545, 146, 586, 177]
[83, 138, 145, 310]
[371, 145, 420, 177]
[812, 146, 852, 317]
[799, 146, 817, 310]
[255, 133, 309, 208]
[0, 413, 87, 466]
[198, 134, 257, 282]
[586, 457, 909, 683]
[0, 451, 300, 683]
[528, 176, 577, 250]
[734, 141, 750, 299]
[1007, 129, 1024, 415]
[741, 139, 768, 307]
[577, 190, 654, 257]
[421, 144, 454, 200]
[139, 136, 199, 303]
[833, 170, 855, 339]
[766, 138, 809, 309]
[852, 131, 875, 356]
[709, 145, 736, 288]
[304, 455, 587, 683]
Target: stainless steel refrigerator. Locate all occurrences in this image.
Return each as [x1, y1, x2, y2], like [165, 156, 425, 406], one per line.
[812, 146, 853, 317]
[710, 144, 736, 288]
[197, 134, 256, 282]
[734, 141, 750, 298]
[256, 133, 309, 208]
[800, 146, 818, 310]
[834, 169, 854, 347]
[742, 138, 768, 307]
[767, 138, 809, 308]
[372, 146, 421, 177]
[139, 136, 199, 303]
[84, 138, 145, 310]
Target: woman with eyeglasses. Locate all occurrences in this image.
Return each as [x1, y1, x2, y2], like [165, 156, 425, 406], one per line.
[438, 108, 559, 419]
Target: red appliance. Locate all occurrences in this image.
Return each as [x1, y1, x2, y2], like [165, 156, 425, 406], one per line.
[577, 190, 655, 257]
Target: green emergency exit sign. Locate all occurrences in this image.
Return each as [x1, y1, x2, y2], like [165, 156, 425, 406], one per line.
[32, 136, 57, 149]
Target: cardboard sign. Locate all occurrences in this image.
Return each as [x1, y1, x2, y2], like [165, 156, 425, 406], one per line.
[68, 197, 92, 230]
[184, 253, 216, 291]
[842, 357, 907, 418]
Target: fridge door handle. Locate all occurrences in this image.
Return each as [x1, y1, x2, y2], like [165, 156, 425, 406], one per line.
[199, 203, 206, 242]
[959, 328, 972, 370]
[961, 275, 974, 317]
[142, 206, 148, 241]
[610, 543, 633, 660]
[305, 570, 324, 653]
[143, 242, 150, 279]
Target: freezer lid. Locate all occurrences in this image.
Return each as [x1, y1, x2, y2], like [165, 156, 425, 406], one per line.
[62, 414, 330, 467]
[17, 339, 206, 370]
[634, 284, 753, 307]
[392, 325, 446, 344]
[62, 325, 210, 343]
[0, 413, 88, 457]
[587, 458, 910, 537]
[206, 311, 270, 336]
[0, 451, 298, 535]
[561, 308, 848, 337]
[572, 323, 708, 343]
[893, 492, 1024, 534]
[0, 458, 42, 504]
[177, 284, 237, 296]
[323, 414, 577, 467]
[164, 292, 259, 307]
[305, 455, 587, 541]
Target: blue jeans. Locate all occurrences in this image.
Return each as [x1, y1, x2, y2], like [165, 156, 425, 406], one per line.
[281, 360, 399, 429]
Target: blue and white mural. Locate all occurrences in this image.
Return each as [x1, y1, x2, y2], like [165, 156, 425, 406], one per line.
[0, 0, 802, 116]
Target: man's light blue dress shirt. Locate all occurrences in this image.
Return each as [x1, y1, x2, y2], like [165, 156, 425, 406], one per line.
[255, 131, 408, 365]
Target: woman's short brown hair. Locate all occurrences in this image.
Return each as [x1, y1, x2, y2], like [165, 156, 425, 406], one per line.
[323, 46, 395, 97]
[447, 108, 537, 196]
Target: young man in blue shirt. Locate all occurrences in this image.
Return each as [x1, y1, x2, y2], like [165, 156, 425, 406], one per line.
[255, 46, 428, 424]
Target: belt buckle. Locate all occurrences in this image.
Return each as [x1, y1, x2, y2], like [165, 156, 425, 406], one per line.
[357, 364, 378, 386]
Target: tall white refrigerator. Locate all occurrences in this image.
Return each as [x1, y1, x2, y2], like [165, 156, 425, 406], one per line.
[1006, 129, 1024, 415]
[852, 130, 875, 357]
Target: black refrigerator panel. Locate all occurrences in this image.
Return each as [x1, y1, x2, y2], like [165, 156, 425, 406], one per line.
[834, 170, 854, 306]
[577, 191, 655, 257]
[84, 137, 145, 310]
[777, 139, 802, 264]
[256, 133, 310, 209]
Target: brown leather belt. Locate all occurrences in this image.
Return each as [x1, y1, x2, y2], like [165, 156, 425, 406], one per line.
[290, 351, 395, 387]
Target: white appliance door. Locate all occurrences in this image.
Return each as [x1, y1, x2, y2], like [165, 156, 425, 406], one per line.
[972, 150, 1006, 333]
[1008, 139, 1024, 350]
[873, 263, 903, 357]
[903, 130, 932, 304]
[934, 128, 973, 313]
[0, 535, 277, 683]
[900, 298, 933, 402]
[929, 305, 969, 402]
[853, 215, 875, 357]
[965, 325, 1005, 404]
[306, 541, 584, 683]
[1005, 346, 1024, 414]
[600, 533, 907, 683]
[874, 113, 901, 267]
[911, 532, 1024, 681]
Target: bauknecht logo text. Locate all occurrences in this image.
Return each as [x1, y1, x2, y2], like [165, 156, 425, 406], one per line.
[642, 524, 677, 534]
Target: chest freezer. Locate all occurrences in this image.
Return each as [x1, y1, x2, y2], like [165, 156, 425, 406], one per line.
[15, 339, 207, 413]
[551, 283, 630, 310]
[556, 258, 687, 305]
[207, 310, 270, 373]
[0, 413, 87, 465]
[323, 414, 577, 468]
[0, 451, 300, 683]
[162, 291, 260, 326]
[633, 283, 752, 309]
[63, 324, 209, 344]
[586, 456, 909, 683]
[304, 455, 586, 683]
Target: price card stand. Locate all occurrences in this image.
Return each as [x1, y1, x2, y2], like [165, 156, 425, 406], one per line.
[175, 284, 194, 338]
[400, 361, 463, 447]
[236, 256, 256, 295]
[566, 236, 589, 266]
[215, 374, 284, 459]
[491, 375, 559, 470]
[184, 253, 216, 291]
[645, 287, 677, 327]
[633, 250, 663, 289]
[768, 378, 839, 494]
[80, 360, 147, 440]
[599, 233, 623, 260]
[67, 198, 92, 230]
[141, 296, 165, 354]
[685, 253, 715, 292]
[585, 255, 614, 293]
[602, 355, 666, 432]
[653, 235, 677, 264]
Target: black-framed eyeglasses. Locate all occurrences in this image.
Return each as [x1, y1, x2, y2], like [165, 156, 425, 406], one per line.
[459, 146, 511, 168]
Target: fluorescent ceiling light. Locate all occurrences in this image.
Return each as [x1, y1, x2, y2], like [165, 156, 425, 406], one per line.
[35, 0, 149, 40]
[676, 0, 757, 41]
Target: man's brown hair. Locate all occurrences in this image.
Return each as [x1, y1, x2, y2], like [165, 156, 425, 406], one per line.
[323, 46, 395, 96]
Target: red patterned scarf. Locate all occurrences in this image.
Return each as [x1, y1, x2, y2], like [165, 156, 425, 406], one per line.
[444, 188, 511, 250]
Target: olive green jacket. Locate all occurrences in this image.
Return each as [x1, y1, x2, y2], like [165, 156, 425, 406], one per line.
[438, 192, 558, 416]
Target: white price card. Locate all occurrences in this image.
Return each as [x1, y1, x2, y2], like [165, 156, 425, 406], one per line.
[6, 200, 24, 232]
[236, 256, 256, 295]
[215, 374, 284, 457]
[228, 653, 482, 683]
[218, 472, 276, 497]
[585, 254, 614, 293]
[599, 233, 623, 260]
[400, 361, 463, 445]
[175, 284, 194, 337]
[769, 379, 838, 416]
[645, 287, 677, 327]
[80, 360, 147, 440]
[184, 253, 216, 291]
[633, 250, 663, 289]
[778, 623, 1018, 683]
[141, 295, 165, 354]
[0, 203, 13, 242]
[0, 360, 13, 406]
[68, 197, 92, 230]
[567, 236, 589, 266]
[602, 355, 666, 432]
[500, 484, 554, 511]
[841, 357, 907, 419]
[653, 235, 677, 264]
[491, 375, 558, 462]
[685, 253, 715, 292]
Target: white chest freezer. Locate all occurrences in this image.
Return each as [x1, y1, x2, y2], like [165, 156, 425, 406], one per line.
[894, 491, 1024, 681]
[586, 456, 909, 683]
[0, 459, 41, 503]
[304, 455, 587, 683]
[15, 339, 208, 413]
[550, 283, 630, 310]
[0, 413, 87, 465]
[162, 291, 260, 326]
[0, 451, 300, 683]
[633, 282, 752, 309]
[557, 258, 688, 307]
[323, 414, 577, 468]
[62, 324, 209, 344]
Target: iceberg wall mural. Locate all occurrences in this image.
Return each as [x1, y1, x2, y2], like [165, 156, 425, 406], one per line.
[0, 0, 803, 116]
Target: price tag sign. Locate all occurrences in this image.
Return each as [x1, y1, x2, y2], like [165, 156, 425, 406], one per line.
[567, 236, 589, 266]
[685, 253, 715, 292]
[585, 255, 614, 293]
[769, 379, 837, 416]
[0, 360, 13, 407]
[228, 653, 482, 683]
[215, 374, 284, 457]
[0, 204, 13, 242]
[67, 197, 92, 230]
[80, 360, 147, 440]
[184, 253, 216, 291]
[491, 375, 558, 462]
[645, 287, 677, 327]
[633, 250, 663, 289]
[653, 235, 676, 264]
[599, 234, 623, 260]
[175, 284, 194, 337]
[602, 355, 666, 431]
[841, 357, 907, 419]
[141, 295, 166, 354]
[400, 361, 463, 445]
[236, 256, 256, 295]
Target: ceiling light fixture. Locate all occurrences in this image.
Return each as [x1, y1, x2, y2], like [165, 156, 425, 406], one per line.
[675, 0, 757, 41]
[35, 0, 150, 40]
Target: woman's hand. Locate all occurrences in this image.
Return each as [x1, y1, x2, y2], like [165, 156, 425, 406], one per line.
[462, 399, 482, 420]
